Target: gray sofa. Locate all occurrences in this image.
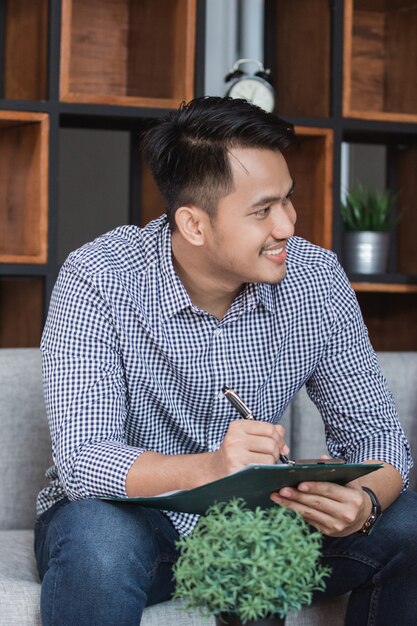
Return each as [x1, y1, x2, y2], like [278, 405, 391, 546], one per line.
[1, 348, 416, 626]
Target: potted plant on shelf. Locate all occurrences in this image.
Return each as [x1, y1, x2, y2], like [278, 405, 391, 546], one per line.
[173, 498, 331, 626]
[341, 183, 396, 274]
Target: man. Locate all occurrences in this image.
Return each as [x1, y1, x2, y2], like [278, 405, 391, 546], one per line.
[35, 97, 416, 625]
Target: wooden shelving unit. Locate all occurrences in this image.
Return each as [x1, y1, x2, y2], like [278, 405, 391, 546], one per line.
[344, 0, 417, 123]
[0, 277, 44, 347]
[0, 0, 416, 350]
[286, 127, 333, 250]
[3, 0, 49, 101]
[352, 283, 417, 294]
[270, 0, 331, 118]
[0, 0, 202, 348]
[356, 292, 417, 351]
[0, 111, 49, 264]
[265, 0, 417, 350]
[60, 0, 197, 108]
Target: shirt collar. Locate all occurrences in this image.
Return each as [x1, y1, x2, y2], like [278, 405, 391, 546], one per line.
[159, 221, 194, 320]
[158, 219, 276, 320]
[256, 283, 275, 313]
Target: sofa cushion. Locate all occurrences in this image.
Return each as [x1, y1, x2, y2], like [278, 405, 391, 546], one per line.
[376, 353, 417, 489]
[0, 349, 52, 530]
[0, 530, 41, 626]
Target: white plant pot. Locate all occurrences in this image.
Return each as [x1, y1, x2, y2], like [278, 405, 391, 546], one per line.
[343, 231, 390, 274]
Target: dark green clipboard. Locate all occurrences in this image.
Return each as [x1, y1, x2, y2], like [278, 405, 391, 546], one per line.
[103, 462, 383, 514]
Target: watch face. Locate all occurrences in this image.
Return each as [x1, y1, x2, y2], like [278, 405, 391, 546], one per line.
[227, 77, 275, 113]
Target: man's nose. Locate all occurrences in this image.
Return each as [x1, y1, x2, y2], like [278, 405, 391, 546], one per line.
[271, 205, 296, 239]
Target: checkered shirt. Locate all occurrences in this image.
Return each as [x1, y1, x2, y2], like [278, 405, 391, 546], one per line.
[38, 215, 412, 535]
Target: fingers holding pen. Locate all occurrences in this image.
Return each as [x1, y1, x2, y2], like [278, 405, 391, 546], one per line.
[216, 420, 289, 475]
[219, 387, 289, 475]
[238, 419, 288, 453]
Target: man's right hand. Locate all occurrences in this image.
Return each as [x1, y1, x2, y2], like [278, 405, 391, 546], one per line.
[211, 419, 289, 478]
[126, 420, 289, 497]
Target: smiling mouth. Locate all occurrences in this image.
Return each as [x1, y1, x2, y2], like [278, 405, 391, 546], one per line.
[262, 246, 284, 257]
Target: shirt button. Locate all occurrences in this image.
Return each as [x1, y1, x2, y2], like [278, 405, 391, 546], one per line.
[214, 327, 222, 337]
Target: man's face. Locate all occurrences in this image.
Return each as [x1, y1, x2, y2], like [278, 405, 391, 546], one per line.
[202, 147, 296, 289]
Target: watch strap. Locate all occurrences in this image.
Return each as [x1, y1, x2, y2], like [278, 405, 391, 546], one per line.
[358, 486, 382, 535]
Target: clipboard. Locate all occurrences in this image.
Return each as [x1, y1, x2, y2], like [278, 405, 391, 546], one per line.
[103, 462, 383, 514]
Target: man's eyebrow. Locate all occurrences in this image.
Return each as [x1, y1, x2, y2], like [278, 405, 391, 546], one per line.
[250, 180, 296, 209]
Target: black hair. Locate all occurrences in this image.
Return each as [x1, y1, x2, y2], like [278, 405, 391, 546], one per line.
[141, 96, 296, 230]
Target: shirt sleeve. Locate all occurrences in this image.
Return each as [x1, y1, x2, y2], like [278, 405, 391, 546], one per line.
[306, 261, 412, 488]
[41, 261, 143, 501]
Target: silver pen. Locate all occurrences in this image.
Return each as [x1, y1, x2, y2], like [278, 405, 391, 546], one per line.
[222, 386, 295, 465]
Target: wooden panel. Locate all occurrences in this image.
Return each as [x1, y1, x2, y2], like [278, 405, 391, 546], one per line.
[4, 0, 48, 100]
[284, 127, 333, 250]
[60, 0, 196, 107]
[128, 0, 195, 100]
[357, 292, 417, 351]
[66, 0, 130, 97]
[345, 0, 417, 119]
[356, 0, 417, 12]
[353, 283, 417, 293]
[396, 147, 417, 275]
[350, 10, 385, 113]
[0, 278, 43, 348]
[385, 7, 417, 115]
[272, 0, 330, 117]
[0, 111, 49, 264]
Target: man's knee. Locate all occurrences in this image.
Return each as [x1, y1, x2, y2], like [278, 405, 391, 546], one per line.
[47, 499, 160, 580]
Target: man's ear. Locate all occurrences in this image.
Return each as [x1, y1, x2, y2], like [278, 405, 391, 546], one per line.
[175, 206, 208, 246]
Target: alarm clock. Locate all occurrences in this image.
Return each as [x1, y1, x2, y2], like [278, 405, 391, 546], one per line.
[224, 58, 276, 113]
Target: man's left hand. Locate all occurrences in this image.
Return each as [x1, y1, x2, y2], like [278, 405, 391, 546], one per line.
[270, 480, 372, 537]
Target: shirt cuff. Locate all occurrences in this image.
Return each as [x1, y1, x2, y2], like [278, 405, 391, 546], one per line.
[63, 441, 144, 500]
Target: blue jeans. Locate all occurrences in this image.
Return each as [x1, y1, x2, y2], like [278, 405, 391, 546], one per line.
[316, 489, 417, 625]
[35, 498, 180, 625]
[35, 491, 417, 625]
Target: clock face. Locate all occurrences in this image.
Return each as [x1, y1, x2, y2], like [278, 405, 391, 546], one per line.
[227, 77, 275, 113]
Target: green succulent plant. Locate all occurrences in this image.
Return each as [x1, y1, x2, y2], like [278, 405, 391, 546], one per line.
[340, 183, 395, 232]
[173, 498, 331, 622]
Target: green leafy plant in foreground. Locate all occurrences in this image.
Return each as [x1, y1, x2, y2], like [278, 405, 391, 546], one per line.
[341, 183, 396, 232]
[173, 498, 331, 622]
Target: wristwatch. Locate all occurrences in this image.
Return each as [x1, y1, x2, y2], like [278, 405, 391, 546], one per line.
[358, 487, 382, 535]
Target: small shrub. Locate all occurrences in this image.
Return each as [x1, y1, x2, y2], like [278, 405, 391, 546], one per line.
[173, 498, 331, 622]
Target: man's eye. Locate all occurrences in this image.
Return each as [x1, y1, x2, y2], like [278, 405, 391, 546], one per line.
[255, 207, 270, 217]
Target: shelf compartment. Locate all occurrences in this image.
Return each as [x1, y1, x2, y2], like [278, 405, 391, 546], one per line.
[58, 127, 130, 264]
[266, 0, 331, 118]
[285, 127, 333, 250]
[60, 0, 197, 108]
[0, 111, 49, 264]
[342, 138, 417, 278]
[3, 0, 48, 101]
[0, 277, 44, 347]
[357, 292, 417, 351]
[344, 0, 417, 122]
